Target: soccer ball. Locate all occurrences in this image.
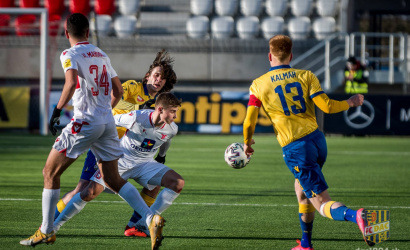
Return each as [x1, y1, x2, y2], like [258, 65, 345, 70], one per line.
[224, 142, 251, 169]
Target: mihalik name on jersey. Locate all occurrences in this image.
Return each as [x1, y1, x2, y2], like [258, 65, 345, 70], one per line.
[114, 109, 178, 163]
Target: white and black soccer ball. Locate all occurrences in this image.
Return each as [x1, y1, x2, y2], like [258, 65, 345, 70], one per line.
[224, 142, 251, 169]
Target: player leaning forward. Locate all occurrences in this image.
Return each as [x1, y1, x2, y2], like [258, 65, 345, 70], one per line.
[20, 13, 165, 250]
[52, 92, 184, 249]
[243, 35, 389, 249]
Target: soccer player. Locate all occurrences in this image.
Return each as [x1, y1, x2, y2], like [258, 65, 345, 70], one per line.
[53, 92, 184, 249]
[243, 35, 378, 249]
[20, 13, 164, 249]
[53, 50, 177, 237]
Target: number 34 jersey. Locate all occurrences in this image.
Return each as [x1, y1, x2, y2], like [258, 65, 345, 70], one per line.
[60, 42, 118, 125]
[248, 65, 347, 147]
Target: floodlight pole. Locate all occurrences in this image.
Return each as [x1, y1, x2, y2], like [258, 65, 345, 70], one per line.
[0, 8, 49, 135]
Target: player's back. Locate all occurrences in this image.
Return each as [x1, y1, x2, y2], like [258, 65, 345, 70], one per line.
[61, 42, 117, 124]
[251, 65, 324, 147]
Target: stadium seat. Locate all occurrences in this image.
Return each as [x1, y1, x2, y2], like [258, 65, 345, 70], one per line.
[313, 16, 336, 40]
[114, 15, 137, 38]
[211, 16, 234, 39]
[190, 0, 213, 16]
[0, 15, 11, 36]
[288, 16, 311, 40]
[236, 16, 259, 39]
[239, 0, 262, 16]
[45, 0, 65, 16]
[48, 14, 62, 36]
[265, 0, 288, 17]
[119, 0, 140, 16]
[90, 14, 112, 37]
[19, 0, 39, 8]
[215, 0, 238, 16]
[186, 15, 209, 39]
[0, 0, 14, 7]
[261, 16, 284, 40]
[70, 0, 90, 16]
[290, 0, 313, 17]
[95, 0, 115, 16]
[316, 0, 339, 17]
[15, 14, 38, 36]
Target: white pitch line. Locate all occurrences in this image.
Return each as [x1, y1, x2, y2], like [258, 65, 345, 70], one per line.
[1, 198, 410, 209]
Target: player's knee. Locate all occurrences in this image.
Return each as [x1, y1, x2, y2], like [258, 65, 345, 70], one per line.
[170, 178, 184, 193]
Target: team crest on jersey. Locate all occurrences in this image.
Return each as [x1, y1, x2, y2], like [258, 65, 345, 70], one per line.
[137, 95, 144, 102]
[63, 58, 71, 69]
[141, 138, 156, 149]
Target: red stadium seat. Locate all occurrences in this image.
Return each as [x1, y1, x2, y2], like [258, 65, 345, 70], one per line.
[49, 14, 61, 36]
[0, 0, 14, 7]
[15, 14, 38, 36]
[19, 0, 40, 8]
[45, 0, 65, 16]
[95, 0, 115, 15]
[0, 15, 11, 36]
[70, 0, 90, 16]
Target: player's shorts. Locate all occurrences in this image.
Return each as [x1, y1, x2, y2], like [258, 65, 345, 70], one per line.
[53, 119, 123, 161]
[282, 129, 328, 198]
[91, 158, 171, 192]
[80, 150, 98, 180]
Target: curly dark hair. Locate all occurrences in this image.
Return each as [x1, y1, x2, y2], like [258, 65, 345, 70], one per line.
[142, 49, 177, 93]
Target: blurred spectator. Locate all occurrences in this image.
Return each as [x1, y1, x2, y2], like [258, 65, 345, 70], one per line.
[344, 56, 369, 94]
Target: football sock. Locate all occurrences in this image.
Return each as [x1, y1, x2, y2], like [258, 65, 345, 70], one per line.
[53, 192, 87, 233]
[150, 188, 179, 215]
[344, 208, 358, 223]
[330, 206, 350, 221]
[299, 213, 313, 248]
[54, 199, 66, 220]
[127, 191, 155, 227]
[41, 188, 60, 234]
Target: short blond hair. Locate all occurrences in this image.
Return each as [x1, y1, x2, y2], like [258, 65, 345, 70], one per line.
[269, 35, 292, 62]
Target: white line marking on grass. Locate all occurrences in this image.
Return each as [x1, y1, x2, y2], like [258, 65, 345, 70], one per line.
[1, 198, 410, 209]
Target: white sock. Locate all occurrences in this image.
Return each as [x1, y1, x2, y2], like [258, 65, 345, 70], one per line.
[150, 188, 179, 215]
[53, 192, 88, 233]
[41, 188, 60, 234]
[118, 182, 153, 227]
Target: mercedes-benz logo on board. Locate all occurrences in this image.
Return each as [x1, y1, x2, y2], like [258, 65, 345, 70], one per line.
[343, 100, 375, 129]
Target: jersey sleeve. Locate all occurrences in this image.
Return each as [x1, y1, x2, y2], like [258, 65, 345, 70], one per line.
[308, 71, 325, 98]
[106, 57, 118, 79]
[312, 93, 349, 114]
[114, 111, 136, 129]
[60, 50, 78, 73]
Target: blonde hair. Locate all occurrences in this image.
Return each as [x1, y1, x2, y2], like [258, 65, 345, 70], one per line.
[269, 35, 292, 62]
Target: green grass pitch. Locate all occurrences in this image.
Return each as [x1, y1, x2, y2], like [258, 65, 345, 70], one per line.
[0, 133, 409, 249]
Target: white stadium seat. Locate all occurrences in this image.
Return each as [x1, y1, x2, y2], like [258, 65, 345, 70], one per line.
[239, 0, 262, 16]
[215, 0, 238, 16]
[288, 16, 311, 40]
[290, 0, 313, 17]
[236, 16, 259, 39]
[211, 16, 234, 39]
[313, 16, 336, 40]
[118, 0, 140, 16]
[316, 0, 338, 17]
[265, 0, 288, 17]
[186, 15, 209, 39]
[261, 16, 284, 40]
[190, 0, 213, 16]
[90, 14, 112, 37]
[114, 15, 137, 38]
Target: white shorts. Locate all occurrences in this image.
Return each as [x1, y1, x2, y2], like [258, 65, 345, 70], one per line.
[53, 119, 123, 161]
[91, 158, 171, 191]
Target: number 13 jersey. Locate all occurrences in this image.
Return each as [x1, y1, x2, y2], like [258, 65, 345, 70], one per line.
[60, 42, 118, 125]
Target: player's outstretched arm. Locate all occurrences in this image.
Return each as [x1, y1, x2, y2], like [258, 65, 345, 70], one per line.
[346, 94, 364, 108]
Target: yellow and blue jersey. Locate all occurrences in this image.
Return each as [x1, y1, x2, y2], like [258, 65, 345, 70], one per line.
[247, 65, 348, 147]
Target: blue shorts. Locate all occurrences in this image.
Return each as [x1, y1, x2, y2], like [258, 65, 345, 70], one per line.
[282, 129, 328, 198]
[80, 150, 98, 180]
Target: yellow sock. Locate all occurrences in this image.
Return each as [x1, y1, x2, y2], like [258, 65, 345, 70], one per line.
[56, 199, 66, 213]
[140, 191, 156, 207]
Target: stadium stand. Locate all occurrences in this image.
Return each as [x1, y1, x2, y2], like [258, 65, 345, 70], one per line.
[236, 16, 259, 39]
[239, 0, 262, 17]
[290, 0, 313, 17]
[186, 15, 209, 39]
[45, 0, 65, 16]
[114, 14, 137, 38]
[0, 14, 11, 35]
[288, 16, 311, 40]
[316, 0, 338, 17]
[118, 0, 140, 16]
[214, 0, 238, 17]
[265, 0, 288, 17]
[19, 0, 39, 8]
[69, 0, 90, 16]
[15, 14, 37, 36]
[90, 14, 112, 37]
[261, 16, 284, 40]
[211, 15, 234, 39]
[190, 0, 213, 16]
[312, 16, 336, 40]
[94, 0, 115, 16]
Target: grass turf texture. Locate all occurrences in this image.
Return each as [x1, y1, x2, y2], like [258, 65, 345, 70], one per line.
[0, 134, 409, 249]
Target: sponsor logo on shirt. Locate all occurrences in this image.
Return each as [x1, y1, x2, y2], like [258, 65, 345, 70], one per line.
[130, 138, 156, 152]
[63, 59, 71, 69]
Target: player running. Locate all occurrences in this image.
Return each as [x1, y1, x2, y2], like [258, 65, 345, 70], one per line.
[53, 92, 184, 250]
[53, 50, 177, 238]
[243, 35, 389, 249]
[20, 13, 164, 248]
